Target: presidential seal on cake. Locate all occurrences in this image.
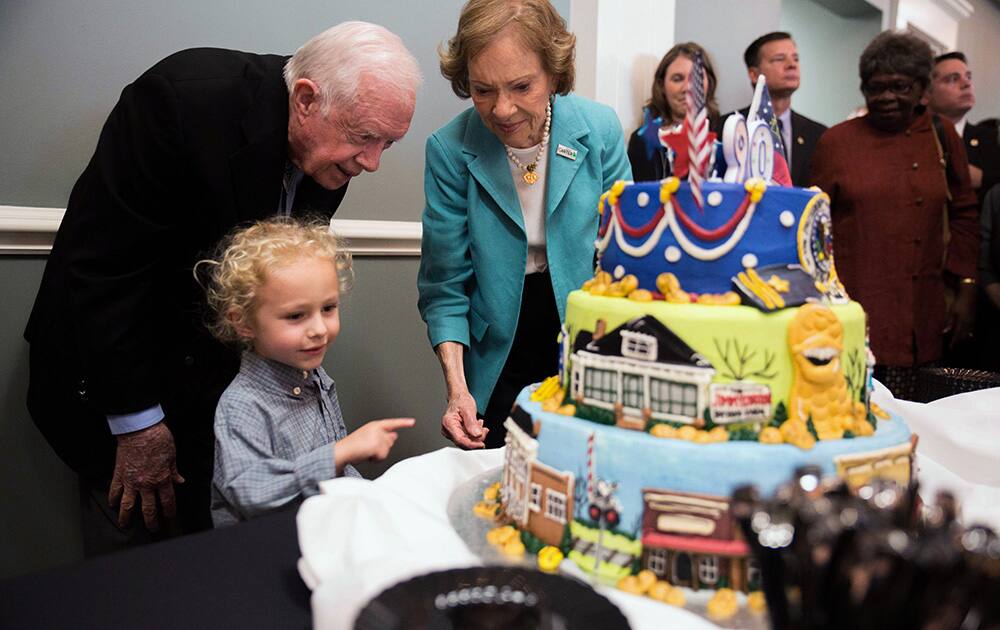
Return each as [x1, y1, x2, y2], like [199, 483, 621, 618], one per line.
[480, 73, 916, 620]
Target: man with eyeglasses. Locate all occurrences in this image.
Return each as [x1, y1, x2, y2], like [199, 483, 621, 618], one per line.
[927, 52, 1000, 209]
[809, 31, 978, 400]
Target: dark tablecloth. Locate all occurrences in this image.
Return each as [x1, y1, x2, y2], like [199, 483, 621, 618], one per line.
[0, 508, 311, 629]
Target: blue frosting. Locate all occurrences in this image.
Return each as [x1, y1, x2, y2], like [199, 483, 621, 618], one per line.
[599, 181, 819, 295]
[518, 388, 911, 536]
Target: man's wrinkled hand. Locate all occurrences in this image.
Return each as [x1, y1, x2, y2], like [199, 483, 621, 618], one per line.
[108, 422, 184, 531]
[441, 391, 488, 450]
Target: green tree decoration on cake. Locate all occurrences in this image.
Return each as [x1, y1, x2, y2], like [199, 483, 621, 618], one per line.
[844, 348, 866, 402]
[713, 338, 777, 381]
[770, 401, 788, 427]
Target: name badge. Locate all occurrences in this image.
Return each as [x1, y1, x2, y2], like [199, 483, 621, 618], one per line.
[556, 144, 577, 160]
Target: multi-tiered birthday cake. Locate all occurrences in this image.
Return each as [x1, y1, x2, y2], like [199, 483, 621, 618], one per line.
[495, 175, 914, 602]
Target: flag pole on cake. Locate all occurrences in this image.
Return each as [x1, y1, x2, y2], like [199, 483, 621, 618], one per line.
[746, 75, 792, 186]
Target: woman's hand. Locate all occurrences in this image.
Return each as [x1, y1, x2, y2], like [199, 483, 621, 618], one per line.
[334, 418, 415, 474]
[434, 341, 488, 449]
[441, 390, 488, 449]
[945, 282, 977, 347]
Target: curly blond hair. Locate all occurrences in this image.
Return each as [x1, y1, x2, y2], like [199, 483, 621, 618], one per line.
[196, 217, 354, 345]
[439, 0, 575, 99]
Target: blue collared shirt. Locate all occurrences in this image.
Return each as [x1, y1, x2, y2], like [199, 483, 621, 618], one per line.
[211, 351, 360, 527]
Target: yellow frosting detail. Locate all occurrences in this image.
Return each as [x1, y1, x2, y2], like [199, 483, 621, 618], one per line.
[531, 376, 562, 402]
[617, 575, 643, 594]
[607, 179, 627, 207]
[541, 398, 560, 412]
[747, 591, 767, 614]
[629, 289, 654, 302]
[739, 268, 785, 309]
[708, 426, 729, 442]
[483, 482, 501, 502]
[767, 274, 791, 293]
[656, 272, 691, 303]
[650, 423, 678, 439]
[501, 538, 525, 557]
[759, 426, 783, 444]
[659, 177, 681, 204]
[486, 525, 518, 546]
[473, 501, 499, 519]
[556, 404, 577, 416]
[537, 546, 564, 573]
[870, 402, 890, 419]
[785, 304, 870, 445]
[598, 190, 610, 216]
[707, 588, 739, 620]
[696, 291, 742, 306]
[744, 178, 767, 203]
[677, 425, 698, 441]
[636, 570, 658, 592]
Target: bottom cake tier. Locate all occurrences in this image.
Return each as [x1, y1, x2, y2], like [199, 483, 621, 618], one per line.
[499, 386, 914, 593]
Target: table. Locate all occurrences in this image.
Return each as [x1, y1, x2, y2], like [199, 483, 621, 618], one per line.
[0, 507, 310, 630]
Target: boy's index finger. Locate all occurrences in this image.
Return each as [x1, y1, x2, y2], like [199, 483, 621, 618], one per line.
[380, 417, 416, 430]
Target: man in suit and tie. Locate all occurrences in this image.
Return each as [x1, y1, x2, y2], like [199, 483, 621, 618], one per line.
[723, 32, 827, 187]
[926, 51, 1000, 208]
[24, 22, 421, 552]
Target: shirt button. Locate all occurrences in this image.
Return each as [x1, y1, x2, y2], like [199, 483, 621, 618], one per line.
[915, 197, 923, 205]
[905, 130, 911, 136]
[183, 355, 195, 366]
[912, 162, 919, 170]
[292, 387, 302, 396]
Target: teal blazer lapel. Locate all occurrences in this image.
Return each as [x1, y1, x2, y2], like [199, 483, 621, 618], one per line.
[463, 115, 525, 233]
[545, 96, 590, 218]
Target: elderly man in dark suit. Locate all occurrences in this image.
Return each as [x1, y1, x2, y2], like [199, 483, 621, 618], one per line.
[721, 32, 827, 187]
[24, 21, 420, 552]
[927, 51, 1000, 209]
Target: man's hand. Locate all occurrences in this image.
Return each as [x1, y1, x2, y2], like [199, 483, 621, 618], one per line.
[441, 390, 488, 449]
[969, 164, 983, 190]
[945, 282, 977, 348]
[108, 422, 184, 531]
[334, 418, 415, 473]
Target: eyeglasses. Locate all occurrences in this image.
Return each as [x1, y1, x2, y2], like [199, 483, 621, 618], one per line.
[861, 79, 916, 97]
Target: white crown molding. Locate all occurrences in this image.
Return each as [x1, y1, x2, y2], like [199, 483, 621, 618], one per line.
[933, 0, 974, 19]
[0, 205, 422, 256]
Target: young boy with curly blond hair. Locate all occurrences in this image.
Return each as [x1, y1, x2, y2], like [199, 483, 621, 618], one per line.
[199, 218, 413, 526]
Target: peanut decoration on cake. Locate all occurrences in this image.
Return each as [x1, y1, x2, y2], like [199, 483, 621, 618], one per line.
[785, 304, 870, 446]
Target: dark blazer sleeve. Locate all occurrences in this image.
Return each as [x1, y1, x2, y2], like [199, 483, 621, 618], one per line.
[790, 111, 827, 188]
[941, 120, 980, 279]
[965, 123, 1000, 206]
[628, 128, 664, 182]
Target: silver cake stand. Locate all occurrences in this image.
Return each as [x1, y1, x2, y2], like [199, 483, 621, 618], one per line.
[447, 466, 770, 630]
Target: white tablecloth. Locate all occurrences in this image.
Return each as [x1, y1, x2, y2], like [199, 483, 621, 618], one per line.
[297, 384, 1000, 630]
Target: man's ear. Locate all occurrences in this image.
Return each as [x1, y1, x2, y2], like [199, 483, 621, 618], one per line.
[291, 78, 321, 121]
[228, 308, 255, 340]
[748, 67, 761, 87]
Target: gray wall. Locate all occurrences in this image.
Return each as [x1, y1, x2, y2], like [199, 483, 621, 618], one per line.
[959, 0, 1000, 123]
[781, 0, 882, 126]
[0, 0, 563, 579]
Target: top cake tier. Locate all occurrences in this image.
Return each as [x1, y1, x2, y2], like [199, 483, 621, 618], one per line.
[596, 179, 842, 304]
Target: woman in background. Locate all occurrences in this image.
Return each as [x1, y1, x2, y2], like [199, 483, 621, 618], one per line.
[418, 0, 631, 449]
[810, 31, 978, 400]
[627, 42, 719, 181]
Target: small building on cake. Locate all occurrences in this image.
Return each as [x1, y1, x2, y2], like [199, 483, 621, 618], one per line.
[501, 418, 574, 547]
[569, 316, 716, 429]
[640, 488, 758, 592]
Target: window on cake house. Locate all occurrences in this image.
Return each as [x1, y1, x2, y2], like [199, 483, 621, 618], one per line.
[584, 368, 616, 403]
[669, 382, 698, 417]
[545, 489, 567, 524]
[622, 373, 643, 408]
[698, 556, 720, 586]
[529, 483, 541, 511]
[647, 547, 668, 576]
[620, 331, 657, 361]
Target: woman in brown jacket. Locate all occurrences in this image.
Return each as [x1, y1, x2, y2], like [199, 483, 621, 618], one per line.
[810, 31, 979, 400]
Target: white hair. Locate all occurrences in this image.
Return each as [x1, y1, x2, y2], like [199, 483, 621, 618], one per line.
[284, 21, 422, 115]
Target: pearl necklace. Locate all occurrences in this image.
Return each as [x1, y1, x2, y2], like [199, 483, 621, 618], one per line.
[504, 100, 552, 185]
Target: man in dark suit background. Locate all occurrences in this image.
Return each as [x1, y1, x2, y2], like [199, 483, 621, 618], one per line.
[721, 32, 827, 187]
[926, 51, 1000, 209]
[24, 21, 420, 552]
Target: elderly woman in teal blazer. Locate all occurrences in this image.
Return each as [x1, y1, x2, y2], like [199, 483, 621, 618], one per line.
[418, 0, 631, 449]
